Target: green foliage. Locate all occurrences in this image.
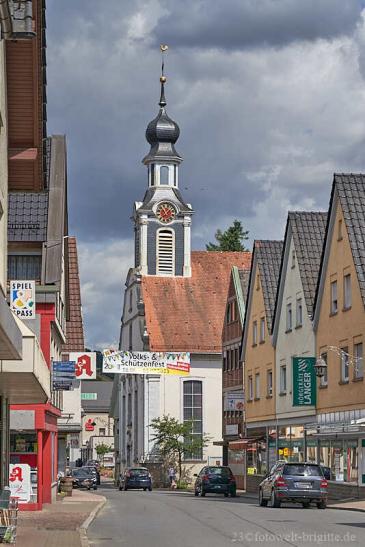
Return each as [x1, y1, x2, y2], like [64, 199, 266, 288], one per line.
[150, 415, 210, 480]
[95, 442, 113, 460]
[206, 219, 249, 251]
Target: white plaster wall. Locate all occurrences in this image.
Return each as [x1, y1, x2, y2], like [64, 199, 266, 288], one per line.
[275, 236, 316, 420]
[0, 40, 8, 294]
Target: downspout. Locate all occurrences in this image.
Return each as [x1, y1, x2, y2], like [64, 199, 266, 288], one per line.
[0, 0, 12, 39]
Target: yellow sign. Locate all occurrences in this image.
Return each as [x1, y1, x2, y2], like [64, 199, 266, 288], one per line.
[247, 467, 257, 475]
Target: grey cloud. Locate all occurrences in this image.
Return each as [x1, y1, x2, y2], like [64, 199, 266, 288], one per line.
[154, 0, 362, 50]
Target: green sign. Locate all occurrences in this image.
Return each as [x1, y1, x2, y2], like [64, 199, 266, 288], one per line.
[292, 357, 316, 406]
[81, 393, 97, 400]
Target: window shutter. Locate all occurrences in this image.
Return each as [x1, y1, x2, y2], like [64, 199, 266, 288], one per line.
[157, 229, 174, 275]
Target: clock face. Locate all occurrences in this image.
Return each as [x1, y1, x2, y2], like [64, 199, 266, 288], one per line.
[156, 202, 176, 223]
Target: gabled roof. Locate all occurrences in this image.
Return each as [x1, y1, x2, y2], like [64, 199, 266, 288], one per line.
[314, 173, 365, 323]
[232, 266, 250, 326]
[62, 237, 84, 353]
[8, 192, 49, 241]
[256, 240, 284, 332]
[141, 251, 251, 353]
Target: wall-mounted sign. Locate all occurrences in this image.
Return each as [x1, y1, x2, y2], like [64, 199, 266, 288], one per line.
[224, 392, 244, 411]
[10, 280, 35, 318]
[225, 424, 239, 435]
[85, 418, 95, 432]
[102, 350, 190, 376]
[9, 464, 31, 503]
[292, 357, 316, 406]
[81, 393, 97, 400]
[70, 352, 97, 380]
[52, 361, 75, 391]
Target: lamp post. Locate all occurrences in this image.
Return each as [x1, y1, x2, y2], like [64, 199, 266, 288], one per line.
[314, 356, 328, 379]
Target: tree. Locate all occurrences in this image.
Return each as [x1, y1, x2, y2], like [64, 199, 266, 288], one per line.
[95, 442, 113, 465]
[206, 219, 249, 251]
[150, 415, 210, 483]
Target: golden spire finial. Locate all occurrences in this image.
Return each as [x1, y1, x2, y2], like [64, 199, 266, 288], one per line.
[160, 44, 168, 83]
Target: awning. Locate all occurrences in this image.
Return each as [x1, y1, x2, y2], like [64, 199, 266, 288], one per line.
[0, 315, 51, 403]
[229, 436, 265, 450]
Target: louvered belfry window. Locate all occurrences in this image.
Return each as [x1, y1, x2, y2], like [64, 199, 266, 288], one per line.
[157, 229, 174, 275]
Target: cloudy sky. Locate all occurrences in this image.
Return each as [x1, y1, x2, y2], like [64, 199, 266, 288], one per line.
[46, 0, 365, 349]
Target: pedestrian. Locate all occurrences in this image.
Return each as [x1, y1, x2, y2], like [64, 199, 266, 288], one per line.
[168, 466, 177, 489]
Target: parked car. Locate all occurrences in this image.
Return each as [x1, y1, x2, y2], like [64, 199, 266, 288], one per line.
[82, 465, 100, 485]
[320, 465, 335, 481]
[71, 468, 97, 490]
[86, 459, 101, 472]
[259, 462, 327, 509]
[119, 467, 152, 491]
[194, 466, 236, 497]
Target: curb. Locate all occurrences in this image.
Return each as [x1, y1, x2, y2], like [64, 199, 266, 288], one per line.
[78, 496, 107, 547]
[328, 505, 365, 514]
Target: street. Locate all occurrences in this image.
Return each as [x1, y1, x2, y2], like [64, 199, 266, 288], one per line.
[88, 483, 365, 547]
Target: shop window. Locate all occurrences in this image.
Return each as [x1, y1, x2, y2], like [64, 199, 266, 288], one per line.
[267, 370, 273, 397]
[340, 347, 349, 383]
[252, 321, 257, 345]
[255, 373, 260, 399]
[260, 317, 265, 343]
[320, 352, 328, 387]
[280, 365, 287, 394]
[286, 303, 292, 331]
[343, 274, 351, 310]
[296, 298, 303, 327]
[354, 343, 363, 380]
[183, 381, 203, 460]
[330, 280, 338, 314]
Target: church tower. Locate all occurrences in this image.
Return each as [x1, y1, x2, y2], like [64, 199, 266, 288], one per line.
[133, 63, 193, 277]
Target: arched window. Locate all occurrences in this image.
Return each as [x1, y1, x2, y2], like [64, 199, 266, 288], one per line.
[160, 165, 169, 185]
[183, 380, 203, 460]
[156, 229, 174, 275]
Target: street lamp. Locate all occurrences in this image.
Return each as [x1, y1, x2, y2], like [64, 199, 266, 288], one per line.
[314, 356, 327, 378]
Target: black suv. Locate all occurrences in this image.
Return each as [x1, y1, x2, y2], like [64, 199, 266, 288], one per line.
[194, 466, 236, 497]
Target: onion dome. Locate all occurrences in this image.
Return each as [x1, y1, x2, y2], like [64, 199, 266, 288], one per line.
[143, 77, 182, 164]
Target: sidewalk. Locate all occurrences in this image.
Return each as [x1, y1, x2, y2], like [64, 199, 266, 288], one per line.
[16, 489, 106, 547]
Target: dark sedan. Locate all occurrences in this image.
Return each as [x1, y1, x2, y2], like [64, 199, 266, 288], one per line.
[119, 467, 152, 491]
[194, 466, 236, 497]
[71, 468, 97, 490]
[82, 465, 100, 485]
[259, 462, 327, 509]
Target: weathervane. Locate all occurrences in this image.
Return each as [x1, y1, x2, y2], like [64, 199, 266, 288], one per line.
[159, 44, 168, 107]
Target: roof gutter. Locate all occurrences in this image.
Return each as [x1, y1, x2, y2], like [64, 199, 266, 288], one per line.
[0, 0, 13, 38]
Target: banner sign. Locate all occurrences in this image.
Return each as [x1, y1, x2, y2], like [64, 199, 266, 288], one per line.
[70, 352, 97, 380]
[292, 357, 316, 406]
[52, 361, 75, 391]
[224, 392, 244, 411]
[10, 280, 35, 318]
[9, 464, 31, 503]
[102, 350, 190, 376]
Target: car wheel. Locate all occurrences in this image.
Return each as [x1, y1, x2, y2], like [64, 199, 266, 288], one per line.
[93, 486, 97, 491]
[148, 487, 152, 492]
[317, 500, 327, 509]
[230, 489, 237, 498]
[194, 489, 199, 497]
[119, 486, 122, 491]
[302, 502, 310, 508]
[201, 489, 206, 497]
[270, 489, 281, 508]
[224, 492, 229, 497]
[144, 488, 147, 491]
[124, 486, 128, 491]
[259, 488, 268, 507]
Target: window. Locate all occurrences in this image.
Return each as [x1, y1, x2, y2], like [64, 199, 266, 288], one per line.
[286, 303, 292, 331]
[344, 274, 351, 310]
[354, 343, 363, 380]
[99, 428, 106, 436]
[8, 254, 42, 280]
[223, 354, 227, 371]
[341, 347, 349, 382]
[236, 348, 240, 369]
[267, 370, 273, 397]
[248, 376, 253, 401]
[291, 249, 295, 268]
[280, 365, 287, 394]
[160, 166, 169, 185]
[260, 317, 265, 343]
[183, 381, 203, 460]
[296, 298, 303, 327]
[252, 321, 257, 345]
[338, 219, 343, 240]
[156, 229, 174, 275]
[330, 280, 338, 314]
[150, 164, 155, 186]
[256, 273, 260, 290]
[320, 352, 328, 387]
[129, 323, 133, 351]
[255, 373, 260, 399]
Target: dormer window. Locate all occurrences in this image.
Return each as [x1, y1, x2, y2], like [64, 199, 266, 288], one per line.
[160, 166, 169, 185]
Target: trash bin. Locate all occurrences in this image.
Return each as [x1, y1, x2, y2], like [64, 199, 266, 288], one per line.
[59, 477, 73, 497]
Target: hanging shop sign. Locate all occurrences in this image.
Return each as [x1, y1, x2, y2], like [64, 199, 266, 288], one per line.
[70, 352, 97, 380]
[292, 357, 316, 406]
[10, 280, 35, 319]
[52, 361, 75, 391]
[224, 392, 244, 411]
[102, 350, 190, 376]
[9, 464, 31, 503]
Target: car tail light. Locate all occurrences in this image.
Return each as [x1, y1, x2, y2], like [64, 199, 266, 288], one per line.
[320, 479, 328, 489]
[274, 476, 287, 487]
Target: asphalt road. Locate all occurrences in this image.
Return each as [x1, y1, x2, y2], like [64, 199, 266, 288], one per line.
[88, 484, 365, 547]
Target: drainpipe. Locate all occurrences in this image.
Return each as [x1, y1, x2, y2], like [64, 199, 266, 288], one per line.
[0, 0, 12, 38]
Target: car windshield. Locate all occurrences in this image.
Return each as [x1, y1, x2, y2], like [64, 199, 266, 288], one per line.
[129, 468, 148, 476]
[73, 469, 91, 477]
[283, 464, 322, 477]
[206, 467, 231, 476]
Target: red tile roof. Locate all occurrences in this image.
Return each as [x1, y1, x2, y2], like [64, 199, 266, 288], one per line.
[62, 236, 85, 353]
[141, 251, 251, 353]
